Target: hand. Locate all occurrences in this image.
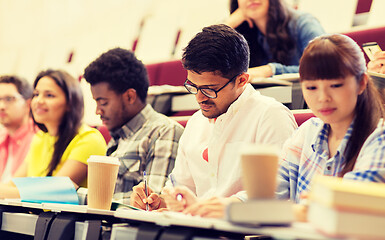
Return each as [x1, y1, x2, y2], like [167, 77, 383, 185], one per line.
[162, 186, 198, 212]
[248, 65, 273, 79]
[0, 182, 20, 199]
[367, 51, 385, 74]
[225, 8, 254, 29]
[293, 192, 309, 222]
[183, 196, 241, 219]
[130, 182, 163, 210]
[293, 204, 308, 222]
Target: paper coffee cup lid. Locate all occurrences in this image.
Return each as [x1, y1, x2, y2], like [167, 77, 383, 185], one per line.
[87, 155, 120, 165]
[239, 143, 280, 156]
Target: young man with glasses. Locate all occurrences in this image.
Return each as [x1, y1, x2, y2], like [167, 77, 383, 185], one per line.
[130, 24, 297, 215]
[0, 75, 35, 182]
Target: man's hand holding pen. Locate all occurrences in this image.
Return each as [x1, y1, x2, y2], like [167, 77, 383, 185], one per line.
[130, 182, 163, 211]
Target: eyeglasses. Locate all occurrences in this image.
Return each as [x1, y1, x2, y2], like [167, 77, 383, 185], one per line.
[0, 95, 22, 104]
[184, 74, 239, 99]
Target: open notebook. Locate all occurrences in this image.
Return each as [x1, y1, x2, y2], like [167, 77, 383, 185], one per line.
[12, 177, 79, 205]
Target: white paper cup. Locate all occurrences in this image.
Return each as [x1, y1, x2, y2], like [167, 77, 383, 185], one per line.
[240, 144, 280, 199]
[87, 155, 120, 210]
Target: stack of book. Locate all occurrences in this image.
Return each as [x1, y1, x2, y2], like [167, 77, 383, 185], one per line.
[308, 175, 385, 239]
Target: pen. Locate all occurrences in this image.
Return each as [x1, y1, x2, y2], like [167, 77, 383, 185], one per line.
[143, 171, 149, 211]
[170, 174, 183, 202]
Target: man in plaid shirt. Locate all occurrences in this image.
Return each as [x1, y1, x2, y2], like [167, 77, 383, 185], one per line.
[82, 48, 184, 204]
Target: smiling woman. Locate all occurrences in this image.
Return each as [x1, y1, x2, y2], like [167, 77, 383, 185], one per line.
[0, 69, 107, 199]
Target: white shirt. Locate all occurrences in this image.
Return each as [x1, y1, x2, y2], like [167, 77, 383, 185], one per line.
[168, 84, 297, 199]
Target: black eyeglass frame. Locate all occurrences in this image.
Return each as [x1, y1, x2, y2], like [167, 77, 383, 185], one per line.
[183, 74, 240, 99]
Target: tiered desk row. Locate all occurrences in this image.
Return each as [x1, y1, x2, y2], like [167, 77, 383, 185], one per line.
[0, 200, 335, 240]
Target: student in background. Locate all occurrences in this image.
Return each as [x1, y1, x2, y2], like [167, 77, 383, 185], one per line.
[83, 48, 184, 204]
[368, 51, 385, 74]
[226, 0, 324, 78]
[130, 24, 297, 216]
[0, 76, 35, 182]
[276, 34, 385, 215]
[0, 69, 107, 198]
[367, 51, 385, 103]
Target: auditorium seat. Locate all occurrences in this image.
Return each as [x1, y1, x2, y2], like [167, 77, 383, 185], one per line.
[356, 0, 372, 13]
[292, 109, 315, 126]
[146, 59, 186, 86]
[343, 25, 385, 63]
[146, 62, 161, 85]
[95, 125, 111, 144]
[156, 60, 187, 86]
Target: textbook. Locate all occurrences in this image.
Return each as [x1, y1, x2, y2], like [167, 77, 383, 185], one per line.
[226, 199, 294, 226]
[308, 202, 385, 239]
[309, 175, 385, 214]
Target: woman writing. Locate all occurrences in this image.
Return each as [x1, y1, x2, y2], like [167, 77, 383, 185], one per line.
[1, 69, 107, 198]
[226, 0, 325, 78]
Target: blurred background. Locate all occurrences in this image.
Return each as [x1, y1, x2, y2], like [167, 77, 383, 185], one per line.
[0, 0, 383, 81]
[0, 0, 383, 125]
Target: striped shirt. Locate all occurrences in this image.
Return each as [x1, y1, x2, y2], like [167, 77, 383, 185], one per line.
[109, 104, 184, 203]
[276, 117, 385, 203]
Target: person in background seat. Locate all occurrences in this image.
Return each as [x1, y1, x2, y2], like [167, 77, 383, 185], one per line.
[0, 75, 35, 182]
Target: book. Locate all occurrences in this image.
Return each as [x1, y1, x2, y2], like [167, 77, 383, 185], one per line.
[12, 177, 79, 205]
[226, 199, 294, 227]
[309, 175, 385, 215]
[308, 202, 385, 239]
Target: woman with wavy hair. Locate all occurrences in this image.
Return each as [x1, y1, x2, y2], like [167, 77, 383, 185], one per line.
[0, 69, 106, 198]
[226, 0, 324, 78]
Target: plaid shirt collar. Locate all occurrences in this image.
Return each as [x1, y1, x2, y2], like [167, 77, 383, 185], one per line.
[311, 119, 355, 160]
[109, 104, 153, 142]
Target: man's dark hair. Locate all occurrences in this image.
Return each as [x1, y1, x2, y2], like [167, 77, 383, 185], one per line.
[83, 47, 149, 102]
[0, 75, 33, 100]
[182, 24, 250, 79]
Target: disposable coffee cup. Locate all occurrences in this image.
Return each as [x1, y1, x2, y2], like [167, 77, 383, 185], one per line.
[240, 144, 280, 199]
[87, 155, 120, 210]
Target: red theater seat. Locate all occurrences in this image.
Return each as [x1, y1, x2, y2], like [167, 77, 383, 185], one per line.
[157, 60, 187, 86]
[145, 60, 187, 86]
[95, 125, 111, 144]
[343, 26, 385, 63]
[146, 63, 161, 86]
[292, 109, 315, 126]
[356, 0, 372, 14]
